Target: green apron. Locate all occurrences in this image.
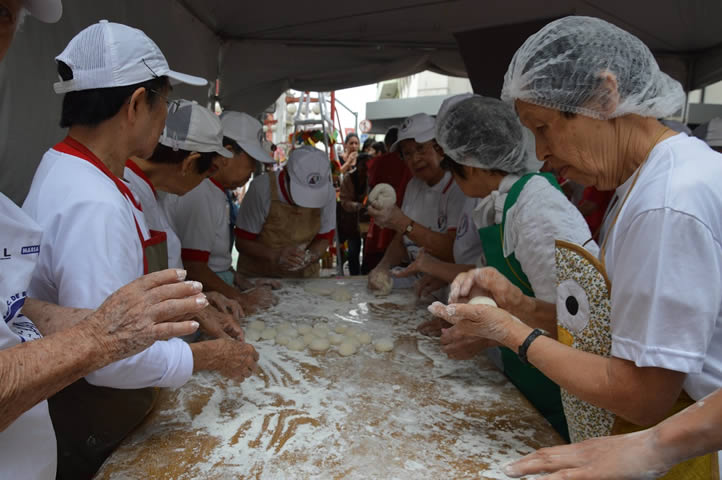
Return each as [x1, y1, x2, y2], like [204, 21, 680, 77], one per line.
[478, 172, 569, 442]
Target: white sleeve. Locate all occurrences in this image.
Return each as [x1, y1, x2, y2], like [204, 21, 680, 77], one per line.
[507, 176, 596, 303]
[445, 183, 467, 232]
[610, 209, 722, 373]
[236, 175, 271, 235]
[319, 188, 337, 234]
[171, 185, 217, 254]
[85, 338, 193, 389]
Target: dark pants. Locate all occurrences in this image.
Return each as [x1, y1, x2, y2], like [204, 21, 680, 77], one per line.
[346, 235, 362, 275]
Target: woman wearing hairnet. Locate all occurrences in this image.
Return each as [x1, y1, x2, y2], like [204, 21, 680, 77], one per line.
[408, 94, 596, 440]
[430, 16, 722, 478]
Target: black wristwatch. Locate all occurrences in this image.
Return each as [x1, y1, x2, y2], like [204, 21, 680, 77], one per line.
[518, 328, 548, 365]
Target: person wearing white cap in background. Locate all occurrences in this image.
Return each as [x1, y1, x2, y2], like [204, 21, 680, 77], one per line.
[164, 110, 279, 314]
[126, 100, 251, 340]
[234, 145, 337, 277]
[21, 20, 258, 479]
[0, 5, 215, 480]
[366, 112, 467, 294]
[692, 117, 722, 153]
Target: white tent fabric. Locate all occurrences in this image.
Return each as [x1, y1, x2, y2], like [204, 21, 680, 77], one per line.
[2, 0, 722, 204]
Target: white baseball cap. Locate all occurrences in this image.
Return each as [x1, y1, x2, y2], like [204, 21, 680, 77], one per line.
[53, 20, 207, 94]
[390, 113, 437, 152]
[159, 100, 233, 158]
[220, 111, 274, 163]
[286, 146, 333, 208]
[24, 0, 62, 23]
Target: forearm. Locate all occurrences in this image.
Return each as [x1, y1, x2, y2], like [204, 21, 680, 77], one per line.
[514, 297, 558, 336]
[185, 261, 243, 302]
[190, 340, 221, 372]
[236, 236, 275, 263]
[376, 234, 408, 270]
[406, 224, 455, 261]
[0, 322, 107, 431]
[22, 298, 92, 335]
[308, 237, 330, 261]
[424, 261, 474, 284]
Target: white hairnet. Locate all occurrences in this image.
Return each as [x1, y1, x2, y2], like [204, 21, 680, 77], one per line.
[436, 94, 541, 174]
[501, 16, 685, 120]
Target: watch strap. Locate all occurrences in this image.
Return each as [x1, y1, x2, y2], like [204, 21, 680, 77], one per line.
[518, 328, 547, 365]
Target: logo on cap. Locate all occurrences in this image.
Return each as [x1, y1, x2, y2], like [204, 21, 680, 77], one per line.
[307, 172, 322, 187]
[401, 118, 412, 132]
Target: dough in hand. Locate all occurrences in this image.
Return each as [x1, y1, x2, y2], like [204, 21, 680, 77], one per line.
[338, 342, 357, 357]
[287, 338, 304, 351]
[245, 329, 262, 342]
[309, 337, 330, 352]
[261, 327, 277, 340]
[369, 183, 397, 209]
[374, 337, 394, 352]
[469, 296, 498, 307]
[249, 320, 265, 331]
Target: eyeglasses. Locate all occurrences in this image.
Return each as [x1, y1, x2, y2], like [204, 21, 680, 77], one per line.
[151, 89, 181, 114]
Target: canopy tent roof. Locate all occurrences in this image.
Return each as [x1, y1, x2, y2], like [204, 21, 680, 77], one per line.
[2, 0, 722, 203]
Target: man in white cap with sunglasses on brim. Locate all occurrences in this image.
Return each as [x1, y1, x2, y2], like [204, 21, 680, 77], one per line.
[164, 110, 280, 315]
[235, 145, 337, 277]
[21, 19, 257, 479]
[0, 3, 216, 480]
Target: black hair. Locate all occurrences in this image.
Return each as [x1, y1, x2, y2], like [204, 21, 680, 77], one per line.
[384, 127, 399, 149]
[344, 133, 359, 145]
[371, 141, 386, 154]
[362, 137, 374, 152]
[58, 61, 169, 128]
[148, 143, 216, 174]
[350, 152, 371, 192]
[440, 154, 468, 180]
[223, 136, 243, 154]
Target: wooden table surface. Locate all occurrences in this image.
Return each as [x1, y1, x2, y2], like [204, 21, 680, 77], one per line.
[95, 277, 562, 479]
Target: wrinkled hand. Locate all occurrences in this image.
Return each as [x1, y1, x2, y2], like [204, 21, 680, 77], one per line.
[449, 267, 533, 318]
[504, 429, 668, 480]
[428, 301, 521, 344]
[368, 267, 392, 293]
[440, 325, 499, 360]
[205, 291, 245, 324]
[255, 278, 282, 290]
[200, 338, 259, 382]
[414, 274, 447, 299]
[195, 305, 243, 340]
[232, 270, 255, 291]
[367, 202, 407, 231]
[417, 317, 451, 337]
[87, 269, 204, 360]
[278, 245, 307, 271]
[393, 248, 436, 279]
[238, 286, 277, 315]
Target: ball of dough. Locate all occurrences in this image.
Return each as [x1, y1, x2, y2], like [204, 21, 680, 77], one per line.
[309, 337, 330, 352]
[277, 322, 294, 332]
[284, 327, 299, 338]
[343, 335, 361, 348]
[334, 324, 348, 334]
[287, 338, 304, 351]
[374, 337, 394, 352]
[355, 331, 372, 345]
[249, 320, 265, 331]
[261, 327, 277, 340]
[245, 329, 262, 342]
[328, 332, 344, 345]
[330, 287, 352, 303]
[469, 296, 498, 307]
[313, 323, 330, 333]
[338, 342, 357, 357]
[302, 333, 317, 346]
[369, 183, 397, 209]
[276, 334, 291, 346]
[298, 324, 313, 335]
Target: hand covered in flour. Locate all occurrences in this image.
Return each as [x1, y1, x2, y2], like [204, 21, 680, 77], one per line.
[449, 267, 534, 319]
[367, 202, 408, 232]
[439, 325, 499, 360]
[88, 269, 204, 360]
[191, 338, 259, 382]
[427, 301, 524, 345]
[393, 248, 437, 279]
[277, 245, 308, 271]
[194, 304, 243, 341]
[206, 291, 245, 324]
[238, 286, 277, 315]
[504, 428, 671, 480]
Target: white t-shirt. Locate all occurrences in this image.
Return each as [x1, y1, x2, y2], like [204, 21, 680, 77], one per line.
[453, 196, 483, 266]
[472, 174, 597, 303]
[601, 133, 722, 401]
[400, 172, 466, 262]
[23, 142, 193, 389]
[164, 178, 233, 273]
[235, 169, 336, 243]
[124, 161, 183, 269]
[0, 194, 56, 480]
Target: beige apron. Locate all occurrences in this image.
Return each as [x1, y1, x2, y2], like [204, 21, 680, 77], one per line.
[237, 171, 322, 278]
[555, 239, 718, 479]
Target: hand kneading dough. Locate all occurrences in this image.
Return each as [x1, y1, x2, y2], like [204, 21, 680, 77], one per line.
[249, 320, 265, 331]
[469, 296, 498, 307]
[374, 337, 394, 352]
[261, 327, 277, 340]
[309, 337, 330, 351]
[245, 329, 262, 342]
[369, 183, 396, 208]
[338, 342, 357, 356]
[287, 338, 304, 351]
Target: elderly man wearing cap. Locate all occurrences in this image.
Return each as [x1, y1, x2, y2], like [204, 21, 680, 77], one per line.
[165, 110, 279, 314]
[0, 4, 218, 480]
[235, 145, 337, 277]
[367, 113, 467, 293]
[22, 21, 258, 478]
[126, 100, 253, 340]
